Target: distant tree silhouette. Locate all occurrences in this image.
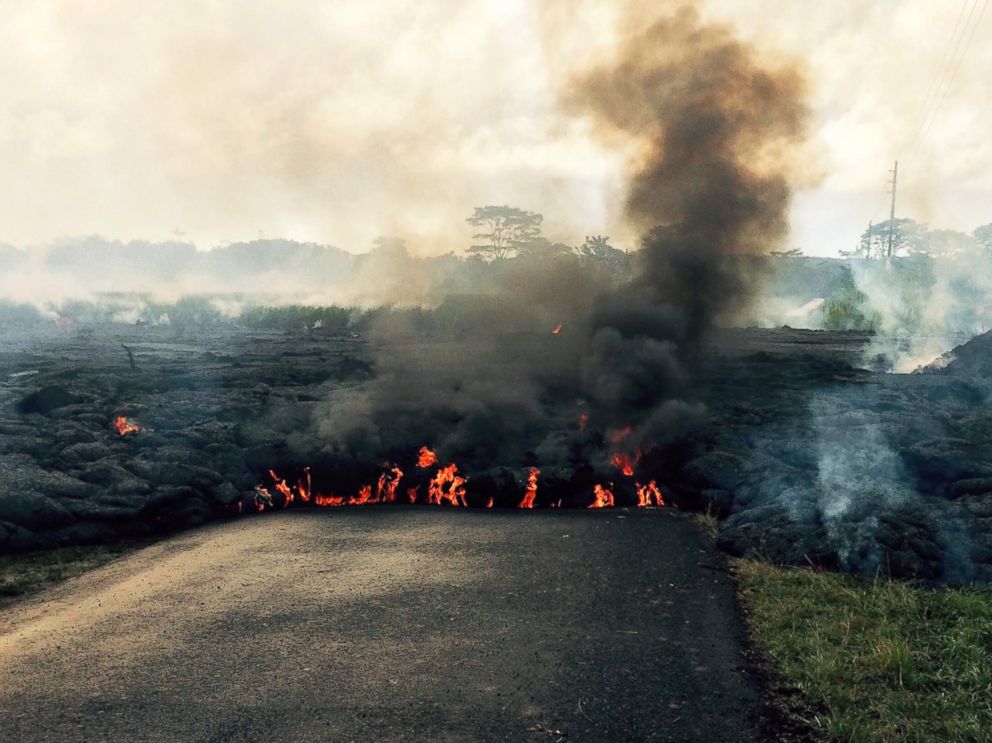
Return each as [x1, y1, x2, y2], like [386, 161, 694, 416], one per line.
[974, 224, 992, 257]
[466, 206, 542, 261]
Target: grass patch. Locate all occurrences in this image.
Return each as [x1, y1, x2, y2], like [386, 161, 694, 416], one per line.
[735, 559, 992, 742]
[0, 542, 141, 610]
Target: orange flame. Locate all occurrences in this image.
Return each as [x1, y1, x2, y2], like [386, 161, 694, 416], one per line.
[376, 466, 404, 503]
[269, 469, 293, 505]
[589, 484, 615, 509]
[315, 492, 345, 507]
[519, 467, 539, 509]
[552, 322, 563, 335]
[578, 413, 589, 432]
[635, 480, 666, 507]
[418, 446, 438, 468]
[428, 463, 468, 507]
[113, 416, 141, 436]
[611, 451, 640, 477]
[297, 468, 312, 504]
[247, 445, 669, 515]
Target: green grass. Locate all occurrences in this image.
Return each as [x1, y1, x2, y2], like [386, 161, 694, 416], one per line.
[735, 559, 992, 742]
[0, 543, 140, 610]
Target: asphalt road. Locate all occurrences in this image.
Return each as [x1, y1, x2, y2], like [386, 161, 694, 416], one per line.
[0, 509, 777, 742]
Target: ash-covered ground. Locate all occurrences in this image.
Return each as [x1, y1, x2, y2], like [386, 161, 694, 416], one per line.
[3, 321, 991, 584]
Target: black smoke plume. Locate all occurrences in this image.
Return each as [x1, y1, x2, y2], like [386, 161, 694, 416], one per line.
[311, 4, 809, 494]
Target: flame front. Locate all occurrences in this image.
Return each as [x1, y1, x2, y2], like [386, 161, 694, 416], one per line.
[113, 416, 141, 436]
[248, 444, 670, 514]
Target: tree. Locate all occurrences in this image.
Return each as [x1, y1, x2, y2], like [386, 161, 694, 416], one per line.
[924, 229, 977, 259]
[516, 236, 573, 260]
[466, 206, 542, 261]
[770, 248, 803, 257]
[974, 224, 992, 257]
[845, 219, 928, 259]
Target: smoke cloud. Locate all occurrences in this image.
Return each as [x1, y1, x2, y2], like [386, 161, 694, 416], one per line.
[312, 3, 810, 485]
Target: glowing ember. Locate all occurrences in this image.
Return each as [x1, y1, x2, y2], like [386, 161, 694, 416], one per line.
[551, 322, 563, 335]
[113, 416, 141, 436]
[589, 484, 615, 509]
[519, 467, 539, 508]
[418, 446, 438, 468]
[635, 480, 666, 507]
[428, 463, 468, 507]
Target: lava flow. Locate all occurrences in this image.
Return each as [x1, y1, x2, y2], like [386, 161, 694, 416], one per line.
[113, 416, 141, 436]
[247, 440, 670, 514]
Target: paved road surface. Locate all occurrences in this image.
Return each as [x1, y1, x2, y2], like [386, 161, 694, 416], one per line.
[0, 509, 777, 741]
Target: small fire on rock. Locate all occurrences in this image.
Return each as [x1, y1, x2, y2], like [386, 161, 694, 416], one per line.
[113, 416, 141, 436]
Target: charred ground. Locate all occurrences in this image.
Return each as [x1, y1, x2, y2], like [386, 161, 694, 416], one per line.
[3, 321, 991, 584]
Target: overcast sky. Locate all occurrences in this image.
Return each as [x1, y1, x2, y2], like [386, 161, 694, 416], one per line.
[0, 1, 989, 257]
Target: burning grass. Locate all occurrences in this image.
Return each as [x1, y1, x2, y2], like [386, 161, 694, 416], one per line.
[735, 559, 992, 742]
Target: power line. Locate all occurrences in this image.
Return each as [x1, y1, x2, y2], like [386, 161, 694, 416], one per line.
[856, 2, 988, 253]
[896, 0, 972, 158]
[917, 0, 990, 146]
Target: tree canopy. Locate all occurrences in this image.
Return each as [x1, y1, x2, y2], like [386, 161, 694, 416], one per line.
[466, 206, 542, 261]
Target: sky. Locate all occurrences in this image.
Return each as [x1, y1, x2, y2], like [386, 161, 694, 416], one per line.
[0, 0, 989, 257]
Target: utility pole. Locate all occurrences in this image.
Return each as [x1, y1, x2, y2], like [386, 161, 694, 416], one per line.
[886, 160, 898, 258]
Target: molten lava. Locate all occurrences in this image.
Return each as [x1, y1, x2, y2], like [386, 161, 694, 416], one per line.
[589, 484, 615, 509]
[519, 467, 539, 509]
[113, 416, 141, 436]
